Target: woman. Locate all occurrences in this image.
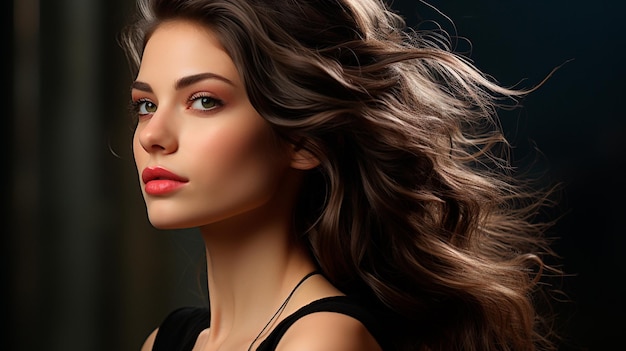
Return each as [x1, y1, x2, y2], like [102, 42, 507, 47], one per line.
[121, 0, 562, 350]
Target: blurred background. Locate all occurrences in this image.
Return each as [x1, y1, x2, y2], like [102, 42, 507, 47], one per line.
[4, 0, 624, 350]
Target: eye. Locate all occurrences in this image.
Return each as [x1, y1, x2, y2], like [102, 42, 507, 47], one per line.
[133, 99, 158, 115]
[189, 93, 223, 111]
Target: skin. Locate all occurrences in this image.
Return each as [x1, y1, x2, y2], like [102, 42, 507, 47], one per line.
[132, 20, 381, 351]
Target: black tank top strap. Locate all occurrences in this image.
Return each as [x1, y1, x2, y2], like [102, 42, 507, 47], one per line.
[152, 306, 210, 351]
[256, 295, 391, 351]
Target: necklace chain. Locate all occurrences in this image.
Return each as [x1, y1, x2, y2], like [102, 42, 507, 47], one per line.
[246, 271, 319, 351]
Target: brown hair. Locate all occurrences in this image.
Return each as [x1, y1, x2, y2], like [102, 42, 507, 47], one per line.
[121, 0, 562, 349]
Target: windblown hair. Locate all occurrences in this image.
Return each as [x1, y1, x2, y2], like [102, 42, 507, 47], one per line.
[121, 0, 562, 350]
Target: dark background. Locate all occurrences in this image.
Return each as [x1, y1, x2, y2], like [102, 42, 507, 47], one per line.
[4, 0, 624, 350]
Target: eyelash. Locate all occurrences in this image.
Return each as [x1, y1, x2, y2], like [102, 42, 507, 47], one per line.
[188, 92, 224, 112]
[129, 98, 155, 117]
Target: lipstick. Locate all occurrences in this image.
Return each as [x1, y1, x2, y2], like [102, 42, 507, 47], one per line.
[141, 166, 188, 195]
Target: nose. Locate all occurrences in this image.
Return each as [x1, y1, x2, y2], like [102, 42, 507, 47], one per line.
[135, 108, 178, 155]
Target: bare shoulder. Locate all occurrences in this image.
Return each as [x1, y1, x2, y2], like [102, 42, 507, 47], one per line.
[140, 327, 158, 351]
[275, 312, 383, 351]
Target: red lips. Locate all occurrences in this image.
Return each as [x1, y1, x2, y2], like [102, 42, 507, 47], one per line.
[141, 166, 188, 195]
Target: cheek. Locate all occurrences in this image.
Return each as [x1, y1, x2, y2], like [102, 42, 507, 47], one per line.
[222, 129, 279, 176]
[185, 119, 287, 199]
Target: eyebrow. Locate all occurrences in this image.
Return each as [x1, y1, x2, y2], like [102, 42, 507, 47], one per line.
[131, 81, 153, 93]
[131, 72, 235, 93]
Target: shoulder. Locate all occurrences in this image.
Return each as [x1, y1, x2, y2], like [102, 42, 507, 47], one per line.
[276, 311, 383, 351]
[141, 327, 158, 351]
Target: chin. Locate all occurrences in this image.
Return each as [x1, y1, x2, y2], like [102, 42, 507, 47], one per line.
[149, 220, 193, 230]
[146, 212, 200, 230]
[149, 221, 189, 230]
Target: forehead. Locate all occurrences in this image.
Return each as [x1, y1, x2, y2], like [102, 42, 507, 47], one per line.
[137, 20, 240, 84]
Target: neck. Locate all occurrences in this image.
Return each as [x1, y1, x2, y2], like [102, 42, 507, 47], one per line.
[198, 205, 317, 346]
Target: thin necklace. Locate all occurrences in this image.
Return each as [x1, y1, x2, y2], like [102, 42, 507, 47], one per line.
[247, 271, 319, 351]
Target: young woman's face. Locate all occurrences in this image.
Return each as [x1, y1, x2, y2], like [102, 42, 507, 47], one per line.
[131, 20, 291, 229]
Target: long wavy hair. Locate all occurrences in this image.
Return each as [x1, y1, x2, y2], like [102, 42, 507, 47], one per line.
[121, 0, 562, 350]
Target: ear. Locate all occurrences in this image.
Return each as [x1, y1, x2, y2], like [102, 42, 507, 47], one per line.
[289, 144, 320, 170]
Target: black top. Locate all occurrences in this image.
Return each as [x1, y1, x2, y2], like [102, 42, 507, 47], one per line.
[151, 296, 391, 351]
